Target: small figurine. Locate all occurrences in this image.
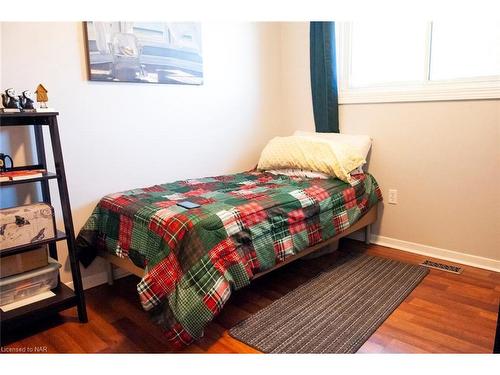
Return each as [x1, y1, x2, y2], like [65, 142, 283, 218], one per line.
[0, 153, 14, 172]
[35, 84, 49, 108]
[1, 88, 22, 110]
[19, 90, 37, 110]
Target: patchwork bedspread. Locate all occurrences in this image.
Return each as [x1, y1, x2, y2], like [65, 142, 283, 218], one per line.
[76, 171, 382, 348]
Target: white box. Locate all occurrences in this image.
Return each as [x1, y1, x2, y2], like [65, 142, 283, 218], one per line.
[0, 203, 56, 251]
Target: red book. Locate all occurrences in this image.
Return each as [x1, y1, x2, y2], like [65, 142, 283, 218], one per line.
[0, 169, 46, 181]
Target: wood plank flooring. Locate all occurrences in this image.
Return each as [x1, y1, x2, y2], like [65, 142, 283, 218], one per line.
[1, 239, 499, 353]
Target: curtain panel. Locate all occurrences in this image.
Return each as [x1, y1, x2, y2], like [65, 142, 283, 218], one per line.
[310, 22, 339, 133]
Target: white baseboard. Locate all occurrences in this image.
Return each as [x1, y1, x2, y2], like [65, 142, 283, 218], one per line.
[65, 268, 131, 291]
[349, 232, 500, 273]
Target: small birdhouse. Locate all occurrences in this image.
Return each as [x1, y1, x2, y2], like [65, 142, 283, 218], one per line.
[35, 84, 48, 107]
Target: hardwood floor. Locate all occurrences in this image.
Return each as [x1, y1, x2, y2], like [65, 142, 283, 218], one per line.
[1, 239, 499, 353]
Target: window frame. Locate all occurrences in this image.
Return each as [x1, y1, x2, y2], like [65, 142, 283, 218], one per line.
[128, 22, 171, 47]
[336, 22, 500, 104]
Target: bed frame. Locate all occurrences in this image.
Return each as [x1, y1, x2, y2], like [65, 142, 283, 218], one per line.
[102, 205, 378, 284]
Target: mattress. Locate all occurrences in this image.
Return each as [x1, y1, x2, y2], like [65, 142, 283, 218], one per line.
[76, 170, 382, 348]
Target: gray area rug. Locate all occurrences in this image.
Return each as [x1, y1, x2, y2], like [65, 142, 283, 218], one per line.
[229, 252, 429, 353]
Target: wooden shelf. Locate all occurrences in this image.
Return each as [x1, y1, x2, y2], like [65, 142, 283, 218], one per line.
[0, 111, 59, 116]
[0, 230, 67, 258]
[0, 284, 77, 327]
[0, 111, 87, 331]
[0, 112, 59, 126]
[0, 172, 58, 187]
[3, 164, 44, 171]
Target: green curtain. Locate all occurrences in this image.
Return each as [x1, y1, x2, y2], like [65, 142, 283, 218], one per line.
[310, 22, 339, 133]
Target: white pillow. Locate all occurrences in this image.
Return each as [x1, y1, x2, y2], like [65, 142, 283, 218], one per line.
[293, 131, 372, 161]
[257, 136, 366, 183]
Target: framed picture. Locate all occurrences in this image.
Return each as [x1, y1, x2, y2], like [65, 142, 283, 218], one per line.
[84, 22, 203, 85]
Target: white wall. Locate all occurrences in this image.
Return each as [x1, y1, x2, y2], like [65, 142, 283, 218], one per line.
[280, 23, 500, 265]
[0, 22, 39, 208]
[1, 22, 499, 285]
[1, 22, 285, 284]
[0, 23, 2, 86]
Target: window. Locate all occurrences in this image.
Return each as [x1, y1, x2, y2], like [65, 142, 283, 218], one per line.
[132, 23, 170, 45]
[336, 21, 500, 103]
[430, 21, 500, 81]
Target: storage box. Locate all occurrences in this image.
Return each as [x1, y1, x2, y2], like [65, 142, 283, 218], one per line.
[0, 245, 48, 279]
[0, 258, 60, 307]
[0, 203, 56, 251]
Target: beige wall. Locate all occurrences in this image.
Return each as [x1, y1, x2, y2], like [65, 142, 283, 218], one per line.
[280, 22, 500, 262]
[0, 22, 285, 284]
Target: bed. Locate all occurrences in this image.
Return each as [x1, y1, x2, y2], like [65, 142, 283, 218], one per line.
[76, 169, 382, 348]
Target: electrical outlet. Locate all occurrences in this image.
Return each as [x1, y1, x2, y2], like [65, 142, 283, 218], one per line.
[388, 189, 398, 204]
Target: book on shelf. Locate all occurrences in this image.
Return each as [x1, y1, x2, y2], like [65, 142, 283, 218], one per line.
[35, 108, 56, 113]
[0, 108, 56, 113]
[0, 169, 46, 181]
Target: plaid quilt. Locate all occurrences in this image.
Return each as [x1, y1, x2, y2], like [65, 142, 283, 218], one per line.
[76, 171, 382, 348]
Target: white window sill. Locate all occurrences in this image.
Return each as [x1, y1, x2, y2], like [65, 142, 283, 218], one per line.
[338, 77, 500, 104]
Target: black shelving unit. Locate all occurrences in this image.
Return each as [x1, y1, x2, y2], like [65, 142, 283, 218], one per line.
[0, 112, 87, 330]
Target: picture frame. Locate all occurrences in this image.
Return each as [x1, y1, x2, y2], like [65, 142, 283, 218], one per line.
[83, 22, 203, 85]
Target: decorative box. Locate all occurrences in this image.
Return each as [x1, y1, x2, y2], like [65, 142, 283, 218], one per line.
[0, 258, 60, 307]
[0, 245, 49, 279]
[0, 203, 56, 251]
